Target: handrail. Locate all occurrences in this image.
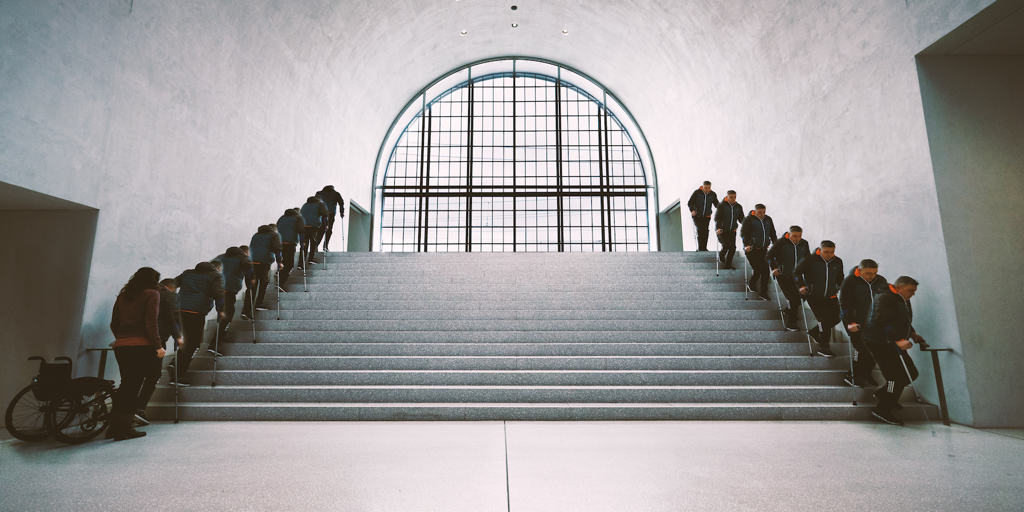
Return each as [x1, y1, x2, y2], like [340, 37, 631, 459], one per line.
[919, 346, 954, 426]
[85, 347, 114, 379]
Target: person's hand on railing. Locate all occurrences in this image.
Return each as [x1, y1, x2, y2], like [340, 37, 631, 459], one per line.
[895, 339, 913, 350]
[911, 333, 929, 349]
[847, 323, 860, 333]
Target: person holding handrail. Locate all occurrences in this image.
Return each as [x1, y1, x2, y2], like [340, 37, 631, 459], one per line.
[108, 267, 164, 440]
[863, 276, 928, 426]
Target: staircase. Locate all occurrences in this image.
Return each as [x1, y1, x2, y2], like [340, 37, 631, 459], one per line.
[148, 252, 936, 421]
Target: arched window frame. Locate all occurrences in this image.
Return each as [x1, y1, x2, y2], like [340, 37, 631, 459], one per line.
[370, 57, 661, 252]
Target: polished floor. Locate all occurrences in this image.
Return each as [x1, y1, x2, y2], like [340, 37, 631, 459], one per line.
[2, 421, 1022, 511]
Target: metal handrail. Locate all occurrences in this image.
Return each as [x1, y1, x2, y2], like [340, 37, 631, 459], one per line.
[919, 346, 955, 426]
[85, 348, 114, 379]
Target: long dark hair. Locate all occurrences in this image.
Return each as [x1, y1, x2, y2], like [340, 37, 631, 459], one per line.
[119, 267, 161, 302]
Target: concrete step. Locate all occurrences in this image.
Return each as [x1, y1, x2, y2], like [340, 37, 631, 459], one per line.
[284, 286, 761, 296]
[255, 310, 780, 321]
[276, 291, 769, 301]
[230, 319, 786, 332]
[221, 330, 811, 343]
[287, 279, 750, 289]
[217, 342, 834, 357]
[144, 402, 938, 421]
[271, 299, 780, 310]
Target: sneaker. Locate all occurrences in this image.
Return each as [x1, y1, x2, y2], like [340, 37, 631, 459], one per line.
[240, 312, 253, 321]
[133, 411, 150, 426]
[843, 374, 862, 387]
[207, 347, 224, 357]
[871, 408, 904, 426]
[255, 304, 268, 311]
[784, 325, 800, 332]
[757, 295, 770, 301]
[816, 347, 835, 358]
[308, 258, 318, 264]
[745, 283, 756, 293]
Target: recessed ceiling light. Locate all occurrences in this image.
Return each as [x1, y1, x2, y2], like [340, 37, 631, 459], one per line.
[562, 29, 569, 35]
[511, 5, 517, 9]
[460, 30, 468, 36]
[511, 23, 518, 28]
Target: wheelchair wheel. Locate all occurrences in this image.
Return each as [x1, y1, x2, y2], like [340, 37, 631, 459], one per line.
[4, 384, 50, 442]
[45, 378, 114, 445]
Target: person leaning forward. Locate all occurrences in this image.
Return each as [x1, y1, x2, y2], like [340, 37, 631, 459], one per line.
[863, 276, 927, 426]
[714, 190, 744, 270]
[167, 261, 224, 386]
[839, 259, 889, 388]
[767, 226, 811, 331]
[795, 240, 843, 357]
[687, 181, 719, 252]
[740, 203, 778, 300]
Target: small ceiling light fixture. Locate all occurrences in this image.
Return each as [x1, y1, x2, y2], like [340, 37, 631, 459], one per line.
[460, 30, 468, 36]
[562, 29, 569, 35]
[511, 23, 518, 28]
[511, 5, 517, 9]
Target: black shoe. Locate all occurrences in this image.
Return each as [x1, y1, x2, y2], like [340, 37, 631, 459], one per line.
[843, 374, 862, 387]
[721, 266, 735, 270]
[114, 428, 147, 441]
[206, 348, 224, 357]
[167, 372, 190, 387]
[807, 326, 821, 342]
[240, 312, 253, 321]
[784, 325, 800, 332]
[133, 411, 150, 426]
[255, 304, 268, 311]
[758, 295, 770, 301]
[308, 258, 317, 264]
[871, 408, 904, 426]
[816, 347, 835, 358]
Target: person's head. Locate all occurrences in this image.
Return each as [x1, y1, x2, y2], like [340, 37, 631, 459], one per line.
[307, 196, 318, 203]
[858, 259, 879, 282]
[819, 240, 835, 260]
[754, 204, 766, 219]
[240, 245, 249, 255]
[158, 278, 177, 292]
[726, 190, 737, 204]
[701, 181, 711, 194]
[119, 267, 160, 301]
[789, 226, 802, 244]
[269, 223, 277, 232]
[210, 260, 223, 273]
[894, 276, 919, 300]
[324, 185, 335, 190]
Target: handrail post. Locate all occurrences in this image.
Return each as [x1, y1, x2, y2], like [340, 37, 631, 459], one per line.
[86, 348, 113, 379]
[921, 347, 954, 426]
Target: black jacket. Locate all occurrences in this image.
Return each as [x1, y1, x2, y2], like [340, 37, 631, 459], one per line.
[276, 210, 304, 245]
[249, 225, 282, 265]
[794, 250, 844, 298]
[715, 202, 744, 232]
[319, 186, 345, 217]
[839, 268, 890, 329]
[157, 286, 181, 338]
[740, 213, 778, 250]
[300, 199, 329, 228]
[687, 189, 719, 218]
[213, 247, 253, 294]
[766, 233, 811, 277]
[864, 285, 917, 351]
[175, 262, 224, 315]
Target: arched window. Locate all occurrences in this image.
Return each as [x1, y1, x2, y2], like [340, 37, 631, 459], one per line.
[371, 58, 658, 252]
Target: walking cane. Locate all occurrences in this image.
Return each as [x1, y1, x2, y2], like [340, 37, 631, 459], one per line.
[900, 353, 935, 434]
[845, 327, 857, 405]
[173, 343, 179, 424]
[692, 220, 699, 253]
[743, 243, 750, 301]
[770, 273, 785, 326]
[800, 296, 815, 357]
[211, 322, 220, 388]
[301, 244, 308, 293]
[715, 232, 720, 277]
[250, 277, 257, 344]
[277, 268, 282, 321]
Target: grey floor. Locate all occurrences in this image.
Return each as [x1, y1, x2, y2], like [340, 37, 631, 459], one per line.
[2, 422, 1023, 512]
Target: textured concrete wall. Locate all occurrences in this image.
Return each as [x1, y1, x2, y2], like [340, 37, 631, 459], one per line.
[0, 0, 1001, 424]
[918, 56, 1024, 428]
[0, 209, 97, 425]
[347, 201, 371, 253]
[658, 201, 684, 252]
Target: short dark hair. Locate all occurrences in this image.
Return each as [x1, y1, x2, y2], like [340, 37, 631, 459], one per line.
[820, 240, 835, 248]
[703, 181, 711, 186]
[210, 260, 223, 268]
[790, 226, 802, 233]
[726, 190, 737, 196]
[158, 278, 176, 288]
[754, 204, 766, 210]
[859, 259, 878, 269]
[240, 245, 249, 252]
[894, 276, 919, 287]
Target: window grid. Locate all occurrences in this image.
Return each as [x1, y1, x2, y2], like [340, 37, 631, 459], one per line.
[381, 72, 649, 252]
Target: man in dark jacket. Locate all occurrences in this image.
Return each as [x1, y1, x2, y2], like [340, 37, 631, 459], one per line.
[740, 204, 778, 300]
[839, 259, 889, 387]
[167, 262, 224, 386]
[242, 225, 282, 320]
[714, 190, 744, 270]
[300, 196, 329, 264]
[687, 181, 719, 252]
[795, 240, 844, 357]
[135, 278, 182, 424]
[767, 226, 811, 331]
[863, 276, 927, 425]
[276, 208, 304, 285]
[319, 185, 345, 252]
[213, 246, 253, 347]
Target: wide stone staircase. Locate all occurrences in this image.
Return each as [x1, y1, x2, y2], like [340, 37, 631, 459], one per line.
[148, 251, 935, 421]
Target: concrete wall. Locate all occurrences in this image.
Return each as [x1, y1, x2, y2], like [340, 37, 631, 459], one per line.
[917, 56, 1024, 428]
[0, 206, 97, 427]
[658, 201, 684, 253]
[347, 201, 371, 253]
[0, 0, 1004, 424]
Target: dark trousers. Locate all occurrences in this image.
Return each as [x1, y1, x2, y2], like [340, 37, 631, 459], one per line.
[112, 346, 158, 417]
[693, 216, 711, 251]
[301, 226, 320, 261]
[849, 330, 878, 380]
[135, 329, 171, 412]
[865, 340, 918, 412]
[718, 230, 736, 267]
[806, 296, 840, 348]
[176, 311, 207, 375]
[776, 275, 802, 327]
[747, 248, 770, 295]
[243, 263, 271, 313]
[217, 291, 237, 342]
[281, 242, 296, 284]
[323, 214, 337, 248]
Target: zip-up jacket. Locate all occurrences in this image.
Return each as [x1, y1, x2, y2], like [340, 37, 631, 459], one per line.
[687, 189, 719, 218]
[839, 268, 889, 329]
[740, 213, 778, 249]
[714, 202, 745, 232]
[175, 262, 224, 315]
[300, 199, 328, 228]
[766, 233, 811, 277]
[794, 250, 844, 298]
[320, 186, 345, 217]
[864, 284, 917, 352]
[249, 226, 282, 265]
[158, 286, 181, 339]
[213, 247, 253, 294]
[276, 210, 304, 245]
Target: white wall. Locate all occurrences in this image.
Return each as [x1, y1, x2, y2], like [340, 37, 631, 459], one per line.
[0, 0, 1003, 424]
